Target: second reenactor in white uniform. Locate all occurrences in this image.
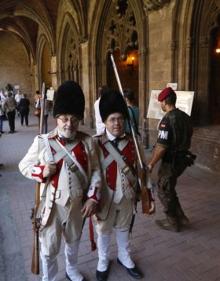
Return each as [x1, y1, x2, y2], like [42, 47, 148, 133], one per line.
[93, 88, 145, 281]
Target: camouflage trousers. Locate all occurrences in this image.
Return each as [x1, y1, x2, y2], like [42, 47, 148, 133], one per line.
[157, 162, 186, 223]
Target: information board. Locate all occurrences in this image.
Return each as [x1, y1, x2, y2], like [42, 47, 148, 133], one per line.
[46, 88, 55, 101]
[147, 90, 194, 119]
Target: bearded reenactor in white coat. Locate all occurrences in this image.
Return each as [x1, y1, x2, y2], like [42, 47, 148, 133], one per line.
[93, 89, 144, 281]
[19, 81, 102, 281]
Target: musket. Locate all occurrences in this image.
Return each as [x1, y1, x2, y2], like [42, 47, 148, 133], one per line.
[31, 82, 46, 274]
[110, 54, 155, 214]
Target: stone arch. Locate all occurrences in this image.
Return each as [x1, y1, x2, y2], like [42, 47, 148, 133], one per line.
[4, 29, 34, 64]
[36, 33, 51, 89]
[89, 0, 148, 124]
[56, 12, 81, 85]
[14, 4, 55, 55]
[171, 0, 194, 89]
[0, 14, 37, 64]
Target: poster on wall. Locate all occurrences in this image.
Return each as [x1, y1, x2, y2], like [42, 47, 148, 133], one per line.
[147, 90, 195, 119]
[46, 87, 55, 101]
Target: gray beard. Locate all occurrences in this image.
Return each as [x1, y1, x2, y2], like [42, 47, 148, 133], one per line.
[57, 128, 76, 140]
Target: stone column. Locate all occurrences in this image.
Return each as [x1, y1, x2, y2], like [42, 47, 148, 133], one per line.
[32, 63, 38, 92]
[80, 41, 92, 126]
[50, 56, 58, 90]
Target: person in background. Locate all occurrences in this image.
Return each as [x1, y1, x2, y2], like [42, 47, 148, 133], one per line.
[19, 80, 102, 281]
[18, 94, 30, 126]
[124, 89, 139, 136]
[0, 163, 3, 177]
[0, 89, 6, 103]
[34, 90, 41, 127]
[3, 91, 17, 133]
[0, 95, 5, 134]
[43, 96, 50, 133]
[35, 90, 50, 133]
[94, 86, 108, 135]
[148, 87, 194, 232]
[15, 90, 23, 116]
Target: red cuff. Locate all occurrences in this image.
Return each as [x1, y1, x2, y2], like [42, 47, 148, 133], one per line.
[87, 186, 101, 203]
[32, 165, 46, 183]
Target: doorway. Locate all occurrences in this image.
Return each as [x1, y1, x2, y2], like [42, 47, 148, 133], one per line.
[107, 48, 139, 105]
[209, 25, 220, 124]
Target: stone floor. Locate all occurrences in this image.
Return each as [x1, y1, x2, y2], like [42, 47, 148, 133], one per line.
[0, 115, 220, 281]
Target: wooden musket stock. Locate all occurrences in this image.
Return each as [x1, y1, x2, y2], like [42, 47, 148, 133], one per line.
[31, 82, 45, 274]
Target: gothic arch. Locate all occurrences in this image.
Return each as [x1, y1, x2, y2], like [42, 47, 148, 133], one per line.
[2, 29, 34, 64]
[89, 0, 148, 123]
[14, 4, 55, 55]
[56, 0, 87, 43]
[190, 0, 220, 125]
[172, 0, 194, 89]
[56, 12, 81, 85]
[36, 33, 51, 89]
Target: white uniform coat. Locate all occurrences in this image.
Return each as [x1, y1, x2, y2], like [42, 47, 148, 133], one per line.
[19, 128, 101, 241]
[93, 133, 138, 233]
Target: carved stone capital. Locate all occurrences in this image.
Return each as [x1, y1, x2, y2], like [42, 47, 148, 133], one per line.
[215, 0, 220, 9]
[144, 0, 171, 11]
[199, 36, 209, 48]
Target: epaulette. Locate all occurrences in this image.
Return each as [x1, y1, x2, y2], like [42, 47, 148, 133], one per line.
[93, 133, 103, 139]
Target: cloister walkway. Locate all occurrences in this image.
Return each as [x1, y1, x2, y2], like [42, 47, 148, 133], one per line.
[0, 114, 220, 281]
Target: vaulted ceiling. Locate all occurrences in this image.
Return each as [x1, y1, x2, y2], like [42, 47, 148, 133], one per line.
[0, 0, 88, 61]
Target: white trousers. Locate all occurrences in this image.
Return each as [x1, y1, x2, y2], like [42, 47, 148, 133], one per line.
[41, 240, 84, 281]
[97, 234, 111, 272]
[97, 229, 134, 272]
[116, 229, 134, 268]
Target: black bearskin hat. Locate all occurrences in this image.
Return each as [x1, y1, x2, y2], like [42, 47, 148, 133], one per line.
[53, 80, 85, 119]
[99, 88, 128, 122]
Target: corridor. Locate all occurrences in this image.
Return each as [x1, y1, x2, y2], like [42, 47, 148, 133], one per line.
[0, 115, 220, 281]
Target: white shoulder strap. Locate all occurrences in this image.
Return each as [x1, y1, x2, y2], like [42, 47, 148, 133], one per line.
[104, 141, 136, 182]
[52, 139, 88, 185]
[42, 135, 55, 163]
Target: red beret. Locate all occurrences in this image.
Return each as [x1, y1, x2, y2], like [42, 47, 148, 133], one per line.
[158, 87, 176, 102]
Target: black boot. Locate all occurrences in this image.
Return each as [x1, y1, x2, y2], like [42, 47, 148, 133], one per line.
[117, 258, 143, 279]
[156, 217, 181, 232]
[177, 207, 190, 227]
[96, 263, 111, 281]
[66, 272, 87, 281]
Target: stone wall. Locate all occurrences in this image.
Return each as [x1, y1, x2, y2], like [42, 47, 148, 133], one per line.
[148, 5, 173, 91]
[191, 126, 220, 173]
[0, 33, 32, 100]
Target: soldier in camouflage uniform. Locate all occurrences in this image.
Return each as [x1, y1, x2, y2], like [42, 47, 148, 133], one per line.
[148, 87, 194, 232]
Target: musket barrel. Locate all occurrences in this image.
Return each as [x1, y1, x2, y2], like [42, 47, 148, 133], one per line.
[110, 53, 143, 168]
[110, 53, 155, 214]
[39, 82, 45, 134]
[31, 82, 46, 275]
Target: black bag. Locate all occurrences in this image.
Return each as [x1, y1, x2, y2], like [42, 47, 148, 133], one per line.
[184, 151, 197, 167]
